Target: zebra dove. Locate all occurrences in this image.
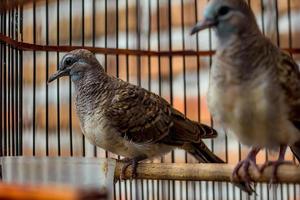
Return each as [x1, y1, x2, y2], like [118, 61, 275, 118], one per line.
[191, 0, 300, 189]
[48, 49, 223, 178]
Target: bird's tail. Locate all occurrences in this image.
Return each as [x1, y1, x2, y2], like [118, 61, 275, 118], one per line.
[290, 140, 300, 163]
[185, 142, 224, 163]
[184, 142, 254, 195]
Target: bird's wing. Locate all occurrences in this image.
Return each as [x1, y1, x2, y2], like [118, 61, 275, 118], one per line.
[106, 81, 216, 144]
[277, 51, 300, 163]
[278, 51, 300, 125]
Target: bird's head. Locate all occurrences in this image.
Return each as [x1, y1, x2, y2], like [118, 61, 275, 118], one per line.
[48, 49, 102, 83]
[190, 0, 259, 40]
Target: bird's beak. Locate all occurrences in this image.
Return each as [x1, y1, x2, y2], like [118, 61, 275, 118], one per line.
[47, 68, 70, 83]
[190, 19, 218, 35]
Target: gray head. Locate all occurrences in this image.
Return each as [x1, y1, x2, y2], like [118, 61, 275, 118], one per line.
[48, 49, 103, 83]
[190, 0, 260, 40]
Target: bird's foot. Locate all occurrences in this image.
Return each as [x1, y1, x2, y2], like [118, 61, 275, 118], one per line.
[119, 157, 140, 180]
[232, 158, 259, 192]
[260, 160, 293, 186]
[232, 147, 260, 193]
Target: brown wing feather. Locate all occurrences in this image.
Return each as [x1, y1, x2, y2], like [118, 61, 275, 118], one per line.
[278, 51, 300, 162]
[106, 79, 217, 144]
[106, 82, 173, 144]
[278, 51, 300, 123]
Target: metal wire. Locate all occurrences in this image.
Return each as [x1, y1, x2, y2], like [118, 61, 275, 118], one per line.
[56, 0, 61, 157]
[69, 0, 73, 157]
[32, 0, 36, 156]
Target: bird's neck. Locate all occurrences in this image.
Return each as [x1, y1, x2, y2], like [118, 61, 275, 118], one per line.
[217, 29, 262, 52]
[74, 68, 109, 92]
[73, 68, 112, 116]
[214, 31, 274, 82]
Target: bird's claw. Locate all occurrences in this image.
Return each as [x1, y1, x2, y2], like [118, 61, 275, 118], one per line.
[260, 160, 293, 187]
[120, 158, 138, 180]
[232, 158, 259, 192]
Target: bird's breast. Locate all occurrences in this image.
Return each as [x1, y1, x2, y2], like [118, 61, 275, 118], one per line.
[208, 65, 300, 148]
[79, 112, 174, 158]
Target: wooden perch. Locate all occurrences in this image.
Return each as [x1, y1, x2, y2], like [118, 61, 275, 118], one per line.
[115, 162, 300, 183]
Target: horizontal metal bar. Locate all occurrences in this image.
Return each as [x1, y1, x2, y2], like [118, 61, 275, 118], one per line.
[1, 33, 300, 56]
[115, 162, 300, 184]
[0, 33, 214, 56]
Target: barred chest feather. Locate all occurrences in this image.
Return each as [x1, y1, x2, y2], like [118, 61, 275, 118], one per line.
[208, 60, 300, 148]
[77, 106, 174, 159]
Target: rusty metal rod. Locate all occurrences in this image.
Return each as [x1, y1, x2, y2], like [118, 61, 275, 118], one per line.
[1, 33, 300, 56]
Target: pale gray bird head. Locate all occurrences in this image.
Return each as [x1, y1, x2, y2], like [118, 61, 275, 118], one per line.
[190, 0, 260, 40]
[48, 49, 103, 83]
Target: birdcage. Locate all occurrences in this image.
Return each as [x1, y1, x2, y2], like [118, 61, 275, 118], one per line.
[1, 0, 300, 199]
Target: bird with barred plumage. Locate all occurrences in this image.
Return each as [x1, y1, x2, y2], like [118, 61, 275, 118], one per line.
[47, 49, 252, 193]
[191, 0, 300, 190]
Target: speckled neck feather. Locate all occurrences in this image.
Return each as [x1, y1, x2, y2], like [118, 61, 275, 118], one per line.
[73, 65, 113, 121]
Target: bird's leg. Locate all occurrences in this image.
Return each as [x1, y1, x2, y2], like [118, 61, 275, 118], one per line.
[260, 145, 293, 184]
[232, 147, 260, 192]
[120, 156, 146, 180]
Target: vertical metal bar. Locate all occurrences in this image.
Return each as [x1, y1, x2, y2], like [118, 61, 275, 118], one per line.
[11, 8, 15, 156]
[167, 1, 173, 116]
[104, 0, 108, 73]
[287, 0, 292, 50]
[180, 1, 188, 200]
[13, 8, 16, 156]
[45, 0, 49, 156]
[147, 1, 152, 199]
[136, 0, 141, 87]
[81, 0, 85, 157]
[274, 0, 280, 47]
[92, 0, 97, 158]
[11, 8, 16, 156]
[19, 3, 23, 156]
[167, 1, 174, 199]
[32, 0, 36, 156]
[125, 0, 129, 83]
[3, 10, 5, 156]
[115, 1, 122, 200]
[14, 7, 18, 156]
[156, 0, 161, 97]
[147, 0, 152, 93]
[69, 0, 73, 156]
[135, 1, 143, 199]
[15, 7, 19, 156]
[56, 0, 61, 157]
[260, 0, 265, 35]
[8, 9, 11, 156]
[116, 0, 119, 79]
[0, 12, 3, 157]
[156, 1, 162, 199]
[3, 10, 7, 156]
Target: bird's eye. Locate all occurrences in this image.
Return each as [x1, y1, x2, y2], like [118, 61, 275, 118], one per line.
[64, 57, 74, 66]
[218, 6, 230, 16]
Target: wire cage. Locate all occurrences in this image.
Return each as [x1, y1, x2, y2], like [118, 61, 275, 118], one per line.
[1, 0, 300, 199]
